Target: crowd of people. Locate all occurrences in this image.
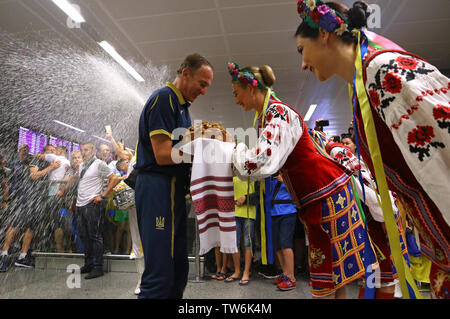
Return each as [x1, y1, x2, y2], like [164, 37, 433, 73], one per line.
[0, 0, 448, 301]
[0, 134, 139, 281]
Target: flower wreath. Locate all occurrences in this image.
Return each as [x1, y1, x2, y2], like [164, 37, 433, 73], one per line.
[297, 0, 350, 36]
[227, 62, 266, 90]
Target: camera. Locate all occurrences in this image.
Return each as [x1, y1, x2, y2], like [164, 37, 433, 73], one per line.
[315, 119, 329, 127]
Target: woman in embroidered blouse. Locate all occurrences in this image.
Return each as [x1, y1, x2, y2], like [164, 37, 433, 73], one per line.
[229, 62, 378, 299]
[294, 0, 449, 298]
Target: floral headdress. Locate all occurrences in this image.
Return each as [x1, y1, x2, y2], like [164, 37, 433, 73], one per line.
[297, 0, 349, 36]
[227, 62, 266, 90]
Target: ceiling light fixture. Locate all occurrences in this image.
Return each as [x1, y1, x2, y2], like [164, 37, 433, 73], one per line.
[53, 120, 85, 133]
[51, 0, 86, 23]
[98, 41, 145, 82]
[303, 104, 317, 122]
[92, 135, 109, 143]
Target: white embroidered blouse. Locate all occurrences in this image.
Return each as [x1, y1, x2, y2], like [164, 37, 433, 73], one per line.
[364, 51, 450, 225]
[232, 93, 303, 182]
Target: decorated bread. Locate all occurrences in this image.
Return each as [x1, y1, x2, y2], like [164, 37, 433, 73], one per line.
[184, 121, 233, 142]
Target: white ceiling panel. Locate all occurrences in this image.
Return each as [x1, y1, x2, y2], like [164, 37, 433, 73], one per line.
[220, 3, 298, 34]
[139, 36, 227, 62]
[226, 31, 297, 55]
[98, 0, 215, 20]
[217, 0, 292, 8]
[0, 0, 51, 33]
[230, 51, 301, 69]
[118, 10, 222, 43]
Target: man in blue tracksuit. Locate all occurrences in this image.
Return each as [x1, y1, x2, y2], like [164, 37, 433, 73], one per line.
[134, 54, 213, 299]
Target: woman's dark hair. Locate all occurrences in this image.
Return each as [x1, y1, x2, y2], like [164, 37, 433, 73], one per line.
[295, 1, 370, 44]
[341, 133, 356, 144]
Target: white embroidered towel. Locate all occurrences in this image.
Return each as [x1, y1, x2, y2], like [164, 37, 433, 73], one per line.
[180, 138, 237, 255]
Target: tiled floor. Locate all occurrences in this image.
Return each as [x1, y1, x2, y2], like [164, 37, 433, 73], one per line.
[0, 266, 361, 299]
[0, 255, 430, 299]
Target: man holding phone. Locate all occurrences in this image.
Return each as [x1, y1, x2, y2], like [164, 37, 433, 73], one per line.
[314, 119, 329, 132]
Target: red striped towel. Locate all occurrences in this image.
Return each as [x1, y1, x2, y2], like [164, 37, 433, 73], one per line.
[181, 138, 237, 255]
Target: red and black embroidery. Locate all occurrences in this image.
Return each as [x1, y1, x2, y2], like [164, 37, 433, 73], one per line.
[267, 103, 288, 123]
[382, 72, 402, 94]
[262, 104, 286, 146]
[407, 125, 445, 161]
[390, 105, 419, 130]
[395, 56, 418, 70]
[262, 129, 274, 146]
[433, 104, 450, 133]
[331, 147, 352, 168]
[245, 161, 258, 174]
[392, 56, 434, 81]
[367, 55, 434, 120]
[368, 89, 381, 107]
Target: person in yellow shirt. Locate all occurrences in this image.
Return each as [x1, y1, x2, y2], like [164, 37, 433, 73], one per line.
[225, 177, 258, 285]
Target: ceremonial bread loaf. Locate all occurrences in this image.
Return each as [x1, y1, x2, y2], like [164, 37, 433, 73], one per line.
[184, 121, 233, 143]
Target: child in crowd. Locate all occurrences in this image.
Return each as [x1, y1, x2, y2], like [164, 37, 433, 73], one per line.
[224, 177, 258, 285]
[211, 247, 227, 281]
[265, 173, 298, 291]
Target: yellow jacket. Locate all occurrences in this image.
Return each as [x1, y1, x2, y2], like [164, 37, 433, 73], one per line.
[233, 176, 256, 220]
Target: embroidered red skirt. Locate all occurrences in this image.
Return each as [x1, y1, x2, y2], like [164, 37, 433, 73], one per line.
[299, 182, 378, 297]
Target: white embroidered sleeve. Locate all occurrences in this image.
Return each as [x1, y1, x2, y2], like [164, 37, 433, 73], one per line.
[232, 103, 303, 181]
[365, 51, 450, 221]
[328, 145, 376, 190]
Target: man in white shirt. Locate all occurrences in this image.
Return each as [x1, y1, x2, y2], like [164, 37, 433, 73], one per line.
[34, 146, 72, 252]
[41, 146, 71, 190]
[74, 142, 122, 279]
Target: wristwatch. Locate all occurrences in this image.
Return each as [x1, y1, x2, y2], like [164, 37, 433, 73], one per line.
[100, 195, 106, 200]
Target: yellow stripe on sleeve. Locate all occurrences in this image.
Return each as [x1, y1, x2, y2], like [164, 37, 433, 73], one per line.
[150, 95, 159, 110]
[169, 95, 175, 113]
[149, 129, 173, 139]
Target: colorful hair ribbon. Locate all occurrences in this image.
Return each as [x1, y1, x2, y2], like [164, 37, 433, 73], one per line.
[251, 89, 274, 265]
[228, 62, 266, 90]
[297, 0, 349, 35]
[350, 29, 422, 299]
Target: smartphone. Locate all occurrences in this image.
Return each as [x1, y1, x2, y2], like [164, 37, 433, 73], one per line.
[105, 125, 112, 135]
